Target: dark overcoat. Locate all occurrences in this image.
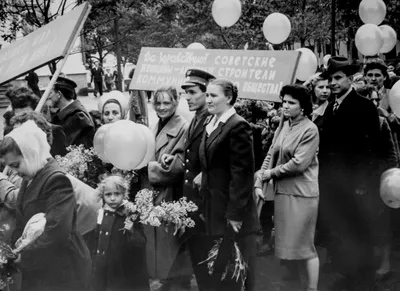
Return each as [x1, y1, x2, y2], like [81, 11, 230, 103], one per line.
[199, 113, 259, 291]
[52, 100, 95, 149]
[12, 159, 91, 291]
[199, 113, 259, 237]
[318, 89, 381, 277]
[89, 206, 149, 291]
[50, 124, 68, 157]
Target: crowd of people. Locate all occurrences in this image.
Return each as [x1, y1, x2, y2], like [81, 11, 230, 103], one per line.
[0, 55, 398, 291]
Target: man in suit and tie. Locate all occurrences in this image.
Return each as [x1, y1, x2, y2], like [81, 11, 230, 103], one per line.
[319, 57, 381, 291]
[180, 69, 215, 291]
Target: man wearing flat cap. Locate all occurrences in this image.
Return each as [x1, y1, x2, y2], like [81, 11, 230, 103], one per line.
[318, 57, 381, 290]
[48, 76, 95, 149]
[174, 69, 215, 291]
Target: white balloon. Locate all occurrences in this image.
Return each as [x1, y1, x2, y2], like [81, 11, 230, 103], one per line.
[262, 13, 291, 45]
[389, 80, 400, 118]
[134, 124, 156, 170]
[323, 54, 331, 69]
[359, 0, 386, 25]
[187, 42, 206, 50]
[379, 25, 397, 54]
[212, 0, 242, 28]
[355, 23, 383, 56]
[380, 168, 400, 209]
[295, 48, 318, 82]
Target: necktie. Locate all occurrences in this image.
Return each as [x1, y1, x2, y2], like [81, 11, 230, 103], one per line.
[333, 101, 339, 113]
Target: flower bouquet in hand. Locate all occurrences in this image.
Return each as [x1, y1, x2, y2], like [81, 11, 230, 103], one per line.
[0, 240, 18, 289]
[200, 226, 247, 291]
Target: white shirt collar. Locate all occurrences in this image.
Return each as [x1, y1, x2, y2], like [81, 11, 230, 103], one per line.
[206, 107, 236, 135]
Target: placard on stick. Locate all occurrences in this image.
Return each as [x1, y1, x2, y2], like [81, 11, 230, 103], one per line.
[130, 47, 301, 102]
[0, 2, 91, 86]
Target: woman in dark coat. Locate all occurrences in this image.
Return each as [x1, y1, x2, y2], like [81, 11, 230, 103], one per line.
[0, 120, 91, 291]
[199, 79, 259, 291]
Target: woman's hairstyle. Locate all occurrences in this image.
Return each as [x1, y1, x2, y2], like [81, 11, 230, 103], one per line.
[153, 86, 179, 105]
[5, 87, 39, 110]
[303, 73, 330, 104]
[355, 84, 376, 98]
[209, 79, 238, 105]
[0, 136, 22, 157]
[280, 84, 313, 117]
[96, 174, 130, 201]
[10, 112, 53, 146]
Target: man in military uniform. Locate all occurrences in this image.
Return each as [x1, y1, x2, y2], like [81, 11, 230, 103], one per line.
[181, 69, 215, 291]
[48, 76, 95, 149]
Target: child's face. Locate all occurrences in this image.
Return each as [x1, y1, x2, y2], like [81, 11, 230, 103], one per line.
[103, 181, 124, 209]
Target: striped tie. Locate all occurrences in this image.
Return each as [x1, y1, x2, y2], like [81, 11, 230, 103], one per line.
[333, 101, 339, 113]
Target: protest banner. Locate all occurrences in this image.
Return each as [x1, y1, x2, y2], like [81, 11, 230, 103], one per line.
[0, 2, 91, 87]
[130, 47, 301, 102]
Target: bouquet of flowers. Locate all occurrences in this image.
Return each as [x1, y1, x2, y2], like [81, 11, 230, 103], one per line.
[123, 189, 198, 230]
[0, 241, 17, 289]
[14, 213, 46, 253]
[200, 229, 247, 291]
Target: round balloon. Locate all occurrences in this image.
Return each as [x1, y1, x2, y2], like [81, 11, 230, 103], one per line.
[295, 48, 318, 82]
[389, 80, 400, 117]
[359, 0, 386, 25]
[93, 123, 113, 163]
[135, 124, 156, 169]
[187, 42, 206, 49]
[380, 168, 400, 208]
[322, 54, 331, 69]
[212, 0, 242, 28]
[262, 13, 291, 45]
[355, 23, 383, 56]
[379, 25, 397, 53]
[103, 120, 147, 170]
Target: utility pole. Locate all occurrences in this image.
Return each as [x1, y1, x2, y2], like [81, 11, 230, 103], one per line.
[331, 0, 336, 56]
[114, 17, 123, 91]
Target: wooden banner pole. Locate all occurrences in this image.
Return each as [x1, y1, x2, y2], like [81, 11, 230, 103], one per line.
[35, 5, 91, 113]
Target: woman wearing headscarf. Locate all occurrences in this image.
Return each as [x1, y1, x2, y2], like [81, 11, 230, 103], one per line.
[199, 79, 259, 291]
[255, 85, 320, 291]
[0, 121, 91, 291]
[141, 86, 191, 291]
[101, 98, 126, 124]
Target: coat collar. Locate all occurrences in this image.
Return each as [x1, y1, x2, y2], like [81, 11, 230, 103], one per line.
[205, 113, 236, 150]
[153, 114, 186, 154]
[57, 100, 87, 121]
[18, 158, 64, 212]
[185, 113, 210, 149]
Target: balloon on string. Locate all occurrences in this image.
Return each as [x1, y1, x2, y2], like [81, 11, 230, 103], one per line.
[359, 0, 386, 25]
[212, 0, 242, 28]
[380, 168, 400, 209]
[262, 13, 291, 45]
[389, 80, 400, 118]
[187, 42, 206, 50]
[379, 25, 397, 53]
[355, 23, 383, 56]
[93, 123, 113, 163]
[295, 48, 318, 82]
[103, 120, 148, 170]
[134, 124, 156, 169]
[322, 54, 331, 69]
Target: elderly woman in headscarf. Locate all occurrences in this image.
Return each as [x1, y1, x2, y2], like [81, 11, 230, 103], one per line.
[0, 121, 91, 291]
[97, 91, 129, 125]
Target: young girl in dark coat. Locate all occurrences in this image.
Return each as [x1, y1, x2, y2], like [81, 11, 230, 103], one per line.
[89, 175, 149, 291]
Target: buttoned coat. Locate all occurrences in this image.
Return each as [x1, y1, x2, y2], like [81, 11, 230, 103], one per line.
[52, 100, 95, 149]
[12, 159, 91, 291]
[182, 113, 210, 220]
[143, 114, 191, 279]
[199, 113, 259, 238]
